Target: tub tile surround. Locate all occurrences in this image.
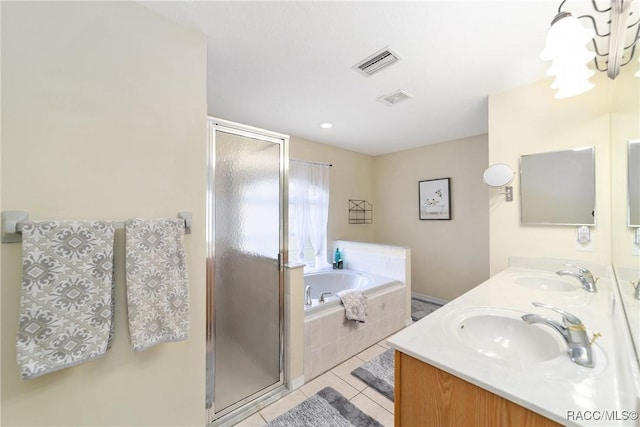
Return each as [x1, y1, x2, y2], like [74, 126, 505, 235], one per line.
[334, 240, 412, 322]
[387, 256, 640, 426]
[285, 264, 306, 390]
[299, 240, 410, 382]
[334, 240, 409, 280]
[304, 285, 405, 381]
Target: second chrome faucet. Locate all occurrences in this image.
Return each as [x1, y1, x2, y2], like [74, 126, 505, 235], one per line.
[556, 263, 598, 292]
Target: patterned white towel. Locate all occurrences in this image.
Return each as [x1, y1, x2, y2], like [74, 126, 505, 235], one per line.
[125, 218, 190, 352]
[17, 221, 115, 380]
[336, 290, 368, 323]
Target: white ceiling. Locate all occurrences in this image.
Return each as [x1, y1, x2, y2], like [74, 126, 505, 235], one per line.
[141, 1, 564, 156]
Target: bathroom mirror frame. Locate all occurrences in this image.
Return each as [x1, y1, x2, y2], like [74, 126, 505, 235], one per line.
[519, 146, 596, 226]
[628, 139, 640, 227]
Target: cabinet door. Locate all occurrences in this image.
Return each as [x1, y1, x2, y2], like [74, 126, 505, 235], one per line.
[395, 351, 560, 427]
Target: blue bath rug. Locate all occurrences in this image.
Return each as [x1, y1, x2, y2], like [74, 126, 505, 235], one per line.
[266, 386, 382, 427]
[351, 349, 394, 401]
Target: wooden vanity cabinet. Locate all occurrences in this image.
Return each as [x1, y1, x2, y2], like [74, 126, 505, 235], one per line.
[394, 351, 561, 427]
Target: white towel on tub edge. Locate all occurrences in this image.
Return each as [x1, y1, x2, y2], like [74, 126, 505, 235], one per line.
[336, 290, 368, 323]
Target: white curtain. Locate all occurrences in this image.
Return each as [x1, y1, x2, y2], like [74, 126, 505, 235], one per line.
[289, 160, 330, 269]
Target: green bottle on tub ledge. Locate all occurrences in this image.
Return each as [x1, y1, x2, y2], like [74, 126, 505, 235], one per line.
[333, 248, 343, 270]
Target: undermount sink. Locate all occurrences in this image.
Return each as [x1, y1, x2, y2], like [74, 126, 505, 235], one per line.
[446, 308, 564, 363]
[515, 275, 575, 292]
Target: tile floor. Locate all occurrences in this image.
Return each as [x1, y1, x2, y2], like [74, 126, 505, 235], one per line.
[232, 299, 443, 427]
[233, 338, 395, 427]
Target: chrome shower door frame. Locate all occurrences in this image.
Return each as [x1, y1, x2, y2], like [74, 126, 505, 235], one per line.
[206, 117, 289, 425]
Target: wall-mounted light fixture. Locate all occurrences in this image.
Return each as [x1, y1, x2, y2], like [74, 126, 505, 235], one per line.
[483, 163, 515, 202]
[541, 10, 596, 98]
[542, 0, 640, 98]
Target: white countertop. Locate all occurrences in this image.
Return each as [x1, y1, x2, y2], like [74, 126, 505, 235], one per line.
[387, 258, 640, 426]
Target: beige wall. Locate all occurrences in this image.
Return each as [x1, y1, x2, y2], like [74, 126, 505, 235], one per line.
[1, 2, 207, 426]
[488, 72, 615, 275]
[289, 137, 376, 261]
[373, 135, 490, 301]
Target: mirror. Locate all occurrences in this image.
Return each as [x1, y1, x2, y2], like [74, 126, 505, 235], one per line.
[629, 139, 640, 226]
[519, 146, 595, 225]
[616, 139, 640, 366]
[614, 266, 640, 364]
[483, 163, 514, 187]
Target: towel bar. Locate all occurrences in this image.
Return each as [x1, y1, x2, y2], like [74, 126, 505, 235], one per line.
[1, 211, 192, 243]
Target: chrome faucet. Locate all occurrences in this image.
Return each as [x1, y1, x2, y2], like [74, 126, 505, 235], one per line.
[319, 292, 332, 303]
[556, 263, 597, 292]
[521, 302, 594, 368]
[304, 286, 312, 306]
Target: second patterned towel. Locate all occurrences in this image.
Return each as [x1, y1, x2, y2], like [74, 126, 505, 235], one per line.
[125, 218, 190, 352]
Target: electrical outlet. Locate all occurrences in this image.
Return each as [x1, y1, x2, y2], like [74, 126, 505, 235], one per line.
[575, 226, 592, 252]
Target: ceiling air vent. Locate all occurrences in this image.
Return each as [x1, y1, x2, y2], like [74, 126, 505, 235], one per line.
[378, 89, 413, 106]
[353, 46, 401, 76]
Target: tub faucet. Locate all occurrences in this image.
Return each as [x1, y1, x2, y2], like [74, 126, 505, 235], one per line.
[305, 286, 312, 306]
[556, 263, 597, 293]
[319, 292, 332, 303]
[521, 302, 594, 368]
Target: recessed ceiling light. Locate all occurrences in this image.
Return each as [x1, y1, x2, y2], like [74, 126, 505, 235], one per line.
[320, 122, 333, 129]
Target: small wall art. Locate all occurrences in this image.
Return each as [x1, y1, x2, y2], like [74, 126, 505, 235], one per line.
[419, 178, 451, 220]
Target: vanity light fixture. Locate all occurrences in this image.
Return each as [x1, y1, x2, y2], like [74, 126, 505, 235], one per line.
[607, 0, 635, 79]
[319, 122, 333, 129]
[542, 0, 640, 97]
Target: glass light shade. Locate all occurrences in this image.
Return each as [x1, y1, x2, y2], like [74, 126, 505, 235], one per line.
[541, 15, 595, 60]
[546, 53, 596, 76]
[541, 12, 596, 98]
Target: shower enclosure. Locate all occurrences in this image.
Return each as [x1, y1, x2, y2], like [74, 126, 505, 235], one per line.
[206, 118, 288, 424]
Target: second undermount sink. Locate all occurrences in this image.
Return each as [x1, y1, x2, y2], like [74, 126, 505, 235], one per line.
[515, 275, 576, 292]
[446, 308, 564, 363]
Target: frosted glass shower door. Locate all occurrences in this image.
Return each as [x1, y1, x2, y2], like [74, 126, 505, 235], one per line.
[210, 126, 285, 417]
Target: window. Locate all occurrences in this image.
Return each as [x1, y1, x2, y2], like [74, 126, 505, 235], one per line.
[288, 160, 330, 271]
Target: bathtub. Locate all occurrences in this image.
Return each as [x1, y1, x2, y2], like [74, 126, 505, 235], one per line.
[303, 269, 398, 314]
[302, 268, 406, 381]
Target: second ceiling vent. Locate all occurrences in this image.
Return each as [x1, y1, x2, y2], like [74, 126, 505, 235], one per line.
[353, 46, 401, 77]
[378, 89, 413, 106]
